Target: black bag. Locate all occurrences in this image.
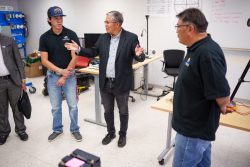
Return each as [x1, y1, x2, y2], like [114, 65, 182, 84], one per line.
[18, 91, 32, 119]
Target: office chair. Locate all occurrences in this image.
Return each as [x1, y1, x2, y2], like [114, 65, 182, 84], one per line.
[129, 95, 135, 102]
[157, 49, 185, 100]
[76, 56, 91, 68]
[75, 56, 92, 94]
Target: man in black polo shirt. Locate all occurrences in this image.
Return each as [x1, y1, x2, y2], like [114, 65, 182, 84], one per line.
[172, 8, 233, 167]
[39, 6, 82, 142]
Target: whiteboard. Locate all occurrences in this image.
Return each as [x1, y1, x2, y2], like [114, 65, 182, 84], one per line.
[145, 0, 249, 50]
[203, 0, 250, 50]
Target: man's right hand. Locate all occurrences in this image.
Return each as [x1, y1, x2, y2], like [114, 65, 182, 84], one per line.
[65, 40, 79, 51]
[56, 76, 67, 86]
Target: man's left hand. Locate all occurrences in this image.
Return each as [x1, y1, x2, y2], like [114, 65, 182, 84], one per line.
[135, 44, 144, 57]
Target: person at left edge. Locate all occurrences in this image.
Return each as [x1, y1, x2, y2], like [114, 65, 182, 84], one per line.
[0, 33, 28, 145]
[39, 6, 82, 142]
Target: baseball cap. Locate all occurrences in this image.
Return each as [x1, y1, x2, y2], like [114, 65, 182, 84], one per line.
[47, 6, 66, 17]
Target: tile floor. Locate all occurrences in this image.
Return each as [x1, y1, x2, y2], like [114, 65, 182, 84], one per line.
[0, 76, 249, 167]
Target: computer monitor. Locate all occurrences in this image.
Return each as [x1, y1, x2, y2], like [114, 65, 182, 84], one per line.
[84, 33, 102, 48]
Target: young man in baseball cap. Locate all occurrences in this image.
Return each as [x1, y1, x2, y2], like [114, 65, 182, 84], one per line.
[39, 6, 82, 142]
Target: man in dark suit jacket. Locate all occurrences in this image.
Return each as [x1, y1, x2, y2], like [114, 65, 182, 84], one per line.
[65, 11, 145, 147]
[0, 33, 28, 145]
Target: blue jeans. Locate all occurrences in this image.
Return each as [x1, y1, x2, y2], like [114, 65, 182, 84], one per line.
[47, 71, 79, 133]
[173, 133, 211, 167]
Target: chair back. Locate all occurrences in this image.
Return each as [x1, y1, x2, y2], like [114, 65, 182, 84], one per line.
[163, 49, 185, 68]
[76, 56, 91, 68]
[157, 49, 185, 99]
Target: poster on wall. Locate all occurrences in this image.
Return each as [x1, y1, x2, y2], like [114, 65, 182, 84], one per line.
[147, 0, 172, 16]
[147, 0, 202, 16]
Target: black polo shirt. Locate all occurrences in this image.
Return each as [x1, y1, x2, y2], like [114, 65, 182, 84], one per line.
[39, 27, 80, 69]
[172, 34, 230, 141]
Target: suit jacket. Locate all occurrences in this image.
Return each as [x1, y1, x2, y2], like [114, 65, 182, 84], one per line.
[0, 34, 25, 86]
[79, 29, 145, 93]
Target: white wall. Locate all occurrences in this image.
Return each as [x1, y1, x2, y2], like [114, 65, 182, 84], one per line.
[223, 51, 250, 100]
[17, 0, 250, 100]
[18, 0, 147, 53]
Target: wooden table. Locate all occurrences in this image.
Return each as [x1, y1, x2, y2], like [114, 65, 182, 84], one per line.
[151, 92, 250, 165]
[78, 55, 162, 126]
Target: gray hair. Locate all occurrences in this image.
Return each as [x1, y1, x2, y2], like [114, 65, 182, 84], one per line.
[107, 11, 123, 25]
[176, 8, 208, 33]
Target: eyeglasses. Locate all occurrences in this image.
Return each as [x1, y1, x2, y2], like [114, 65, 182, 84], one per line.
[175, 24, 189, 29]
[104, 21, 117, 24]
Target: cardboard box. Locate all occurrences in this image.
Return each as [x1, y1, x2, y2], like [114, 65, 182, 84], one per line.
[25, 61, 43, 78]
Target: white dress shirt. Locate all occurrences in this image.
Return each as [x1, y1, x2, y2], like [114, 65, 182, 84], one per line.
[0, 44, 10, 76]
[106, 30, 121, 78]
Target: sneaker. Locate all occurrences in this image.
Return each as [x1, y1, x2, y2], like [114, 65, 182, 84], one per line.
[102, 133, 116, 145]
[48, 132, 63, 142]
[18, 132, 28, 141]
[72, 132, 82, 142]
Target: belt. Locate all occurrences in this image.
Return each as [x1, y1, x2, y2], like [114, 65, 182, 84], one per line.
[106, 77, 115, 82]
[0, 75, 10, 79]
